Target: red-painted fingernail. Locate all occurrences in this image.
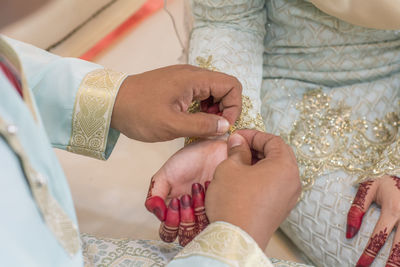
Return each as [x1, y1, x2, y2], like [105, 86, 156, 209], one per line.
[346, 225, 358, 239]
[145, 196, 167, 221]
[356, 254, 374, 267]
[159, 198, 180, 243]
[205, 181, 211, 192]
[181, 195, 192, 209]
[179, 195, 196, 246]
[192, 183, 203, 195]
[192, 183, 209, 233]
[346, 206, 365, 239]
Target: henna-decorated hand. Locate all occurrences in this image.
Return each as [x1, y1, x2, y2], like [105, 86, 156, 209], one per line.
[145, 139, 227, 246]
[346, 175, 400, 267]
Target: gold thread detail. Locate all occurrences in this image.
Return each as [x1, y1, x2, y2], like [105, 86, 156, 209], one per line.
[67, 69, 127, 159]
[283, 88, 400, 192]
[174, 222, 271, 267]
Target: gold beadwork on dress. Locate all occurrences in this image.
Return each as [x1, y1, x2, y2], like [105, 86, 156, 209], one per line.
[284, 89, 400, 191]
[67, 69, 127, 160]
[185, 56, 265, 145]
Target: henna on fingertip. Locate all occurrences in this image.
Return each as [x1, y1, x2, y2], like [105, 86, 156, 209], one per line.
[346, 181, 374, 239]
[192, 183, 209, 234]
[159, 198, 180, 243]
[178, 195, 196, 246]
[357, 228, 388, 267]
[386, 242, 400, 267]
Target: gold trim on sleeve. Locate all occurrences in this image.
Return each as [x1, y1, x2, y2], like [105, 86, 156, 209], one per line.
[67, 68, 127, 160]
[174, 222, 273, 267]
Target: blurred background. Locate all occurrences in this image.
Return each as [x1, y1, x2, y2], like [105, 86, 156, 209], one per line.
[3, 0, 306, 263]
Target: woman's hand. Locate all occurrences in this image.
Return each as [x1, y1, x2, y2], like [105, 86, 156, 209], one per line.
[346, 175, 400, 267]
[145, 139, 227, 245]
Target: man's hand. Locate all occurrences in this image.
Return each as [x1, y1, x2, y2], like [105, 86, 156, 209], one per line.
[206, 130, 301, 249]
[111, 65, 242, 142]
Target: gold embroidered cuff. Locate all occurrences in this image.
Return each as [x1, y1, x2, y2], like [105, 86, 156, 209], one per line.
[174, 221, 273, 267]
[67, 68, 127, 160]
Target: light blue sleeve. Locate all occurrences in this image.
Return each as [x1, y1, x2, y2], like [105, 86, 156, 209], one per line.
[3, 36, 127, 160]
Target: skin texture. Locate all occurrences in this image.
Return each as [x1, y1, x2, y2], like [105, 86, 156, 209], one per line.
[346, 176, 400, 267]
[145, 140, 226, 245]
[111, 65, 242, 142]
[147, 130, 301, 249]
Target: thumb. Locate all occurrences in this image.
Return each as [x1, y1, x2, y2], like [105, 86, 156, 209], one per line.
[176, 112, 230, 137]
[227, 133, 252, 165]
[145, 173, 170, 222]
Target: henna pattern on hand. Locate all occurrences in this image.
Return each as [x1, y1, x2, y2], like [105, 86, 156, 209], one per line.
[357, 228, 389, 267]
[391, 176, 400, 191]
[353, 181, 374, 210]
[387, 242, 400, 267]
[366, 228, 388, 257]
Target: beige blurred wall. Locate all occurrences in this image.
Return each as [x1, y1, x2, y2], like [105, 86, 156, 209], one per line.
[2, 0, 146, 57]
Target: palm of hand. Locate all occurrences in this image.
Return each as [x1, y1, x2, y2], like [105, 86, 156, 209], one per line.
[153, 139, 227, 199]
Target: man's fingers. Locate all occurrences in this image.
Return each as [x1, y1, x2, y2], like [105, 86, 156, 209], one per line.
[145, 175, 170, 221]
[227, 133, 252, 165]
[159, 198, 180, 243]
[386, 222, 400, 267]
[192, 183, 209, 233]
[234, 129, 286, 160]
[356, 214, 396, 267]
[178, 195, 196, 246]
[192, 71, 242, 125]
[346, 180, 377, 238]
[175, 112, 230, 137]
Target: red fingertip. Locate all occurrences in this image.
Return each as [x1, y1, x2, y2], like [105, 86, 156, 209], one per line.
[159, 198, 180, 243]
[356, 253, 374, 267]
[192, 183, 209, 233]
[179, 195, 196, 246]
[145, 196, 167, 221]
[346, 206, 365, 239]
[165, 198, 180, 226]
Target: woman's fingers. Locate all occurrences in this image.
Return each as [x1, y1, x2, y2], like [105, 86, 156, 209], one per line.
[192, 183, 209, 233]
[386, 221, 400, 267]
[145, 176, 170, 221]
[356, 213, 397, 267]
[159, 198, 180, 242]
[346, 180, 377, 238]
[178, 195, 196, 246]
